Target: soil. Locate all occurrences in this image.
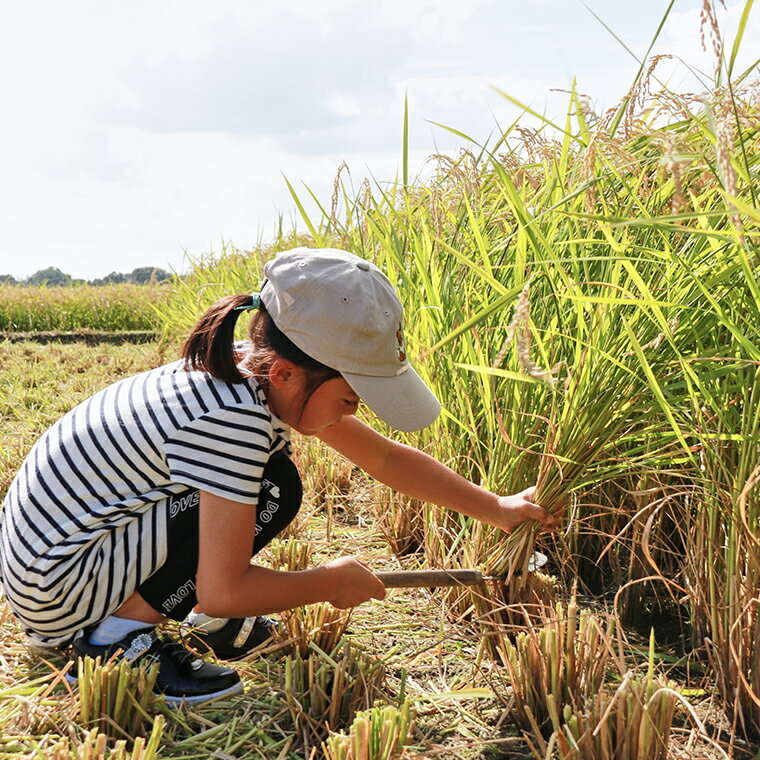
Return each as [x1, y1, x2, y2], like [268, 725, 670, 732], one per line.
[2, 330, 158, 345]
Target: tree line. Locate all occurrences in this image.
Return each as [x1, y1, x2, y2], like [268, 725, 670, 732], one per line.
[0, 266, 173, 287]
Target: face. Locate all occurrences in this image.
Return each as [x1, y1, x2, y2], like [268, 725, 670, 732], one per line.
[270, 371, 361, 435]
[296, 377, 361, 435]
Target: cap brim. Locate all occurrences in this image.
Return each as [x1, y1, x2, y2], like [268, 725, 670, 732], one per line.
[342, 366, 441, 432]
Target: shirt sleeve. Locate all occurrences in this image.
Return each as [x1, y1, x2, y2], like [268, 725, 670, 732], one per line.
[165, 406, 273, 504]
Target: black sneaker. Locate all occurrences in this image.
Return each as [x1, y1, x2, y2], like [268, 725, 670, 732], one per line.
[66, 627, 243, 706]
[183, 616, 278, 660]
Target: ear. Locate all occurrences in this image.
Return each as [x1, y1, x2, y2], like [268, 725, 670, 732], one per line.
[268, 358, 302, 389]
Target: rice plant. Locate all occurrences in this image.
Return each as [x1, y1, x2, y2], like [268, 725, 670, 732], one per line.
[545, 634, 680, 760]
[282, 640, 388, 748]
[683, 362, 760, 741]
[264, 536, 314, 572]
[473, 570, 559, 664]
[0, 283, 168, 333]
[274, 602, 352, 659]
[322, 700, 416, 760]
[258, 536, 353, 656]
[50, 716, 164, 760]
[75, 656, 160, 740]
[495, 599, 617, 739]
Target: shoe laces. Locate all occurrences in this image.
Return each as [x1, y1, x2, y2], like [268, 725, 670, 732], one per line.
[157, 637, 203, 668]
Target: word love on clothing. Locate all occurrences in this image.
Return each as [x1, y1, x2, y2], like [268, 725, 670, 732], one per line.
[169, 491, 200, 518]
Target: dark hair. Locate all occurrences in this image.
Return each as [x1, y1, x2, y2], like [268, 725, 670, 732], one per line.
[181, 295, 340, 413]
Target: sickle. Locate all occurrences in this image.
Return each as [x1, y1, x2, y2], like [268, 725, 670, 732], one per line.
[375, 551, 548, 588]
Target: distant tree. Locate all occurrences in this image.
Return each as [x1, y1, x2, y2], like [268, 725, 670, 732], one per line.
[89, 271, 127, 286]
[0, 274, 18, 285]
[26, 267, 72, 287]
[129, 266, 171, 284]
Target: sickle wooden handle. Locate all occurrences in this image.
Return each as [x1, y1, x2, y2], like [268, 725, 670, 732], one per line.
[374, 569, 484, 588]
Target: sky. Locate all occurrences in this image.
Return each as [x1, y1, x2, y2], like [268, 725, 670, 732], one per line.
[0, 1, 757, 281]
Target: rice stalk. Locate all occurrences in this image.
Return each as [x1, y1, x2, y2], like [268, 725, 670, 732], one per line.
[282, 640, 388, 747]
[550, 632, 679, 760]
[472, 570, 559, 664]
[322, 700, 416, 760]
[51, 714, 164, 759]
[260, 541, 352, 660]
[686, 368, 760, 741]
[75, 656, 160, 740]
[274, 602, 352, 659]
[264, 536, 314, 572]
[496, 598, 616, 738]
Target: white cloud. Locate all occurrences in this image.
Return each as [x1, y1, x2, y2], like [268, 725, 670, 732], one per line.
[369, 0, 495, 42]
[1, 0, 757, 280]
[327, 94, 363, 118]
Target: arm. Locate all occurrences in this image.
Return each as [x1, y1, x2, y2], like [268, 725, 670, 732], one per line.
[318, 416, 558, 533]
[195, 489, 385, 618]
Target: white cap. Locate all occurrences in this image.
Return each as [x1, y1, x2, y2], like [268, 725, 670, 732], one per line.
[260, 247, 441, 432]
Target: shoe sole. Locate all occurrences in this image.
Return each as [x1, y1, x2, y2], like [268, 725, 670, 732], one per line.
[64, 672, 244, 706]
[163, 680, 244, 706]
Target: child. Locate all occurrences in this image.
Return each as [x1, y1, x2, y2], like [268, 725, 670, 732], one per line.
[0, 247, 557, 705]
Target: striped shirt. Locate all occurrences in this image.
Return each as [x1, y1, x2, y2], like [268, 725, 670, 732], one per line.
[0, 356, 290, 647]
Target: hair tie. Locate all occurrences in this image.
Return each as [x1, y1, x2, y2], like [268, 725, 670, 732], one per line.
[234, 293, 261, 312]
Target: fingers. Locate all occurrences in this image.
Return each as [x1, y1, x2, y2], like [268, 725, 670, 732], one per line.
[354, 558, 386, 599]
[518, 485, 563, 530]
[370, 572, 387, 601]
[521, 501, 557, 528]
[326, 556, 386, 607]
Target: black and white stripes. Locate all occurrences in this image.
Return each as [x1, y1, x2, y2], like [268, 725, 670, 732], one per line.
[0, 358, 289, 647]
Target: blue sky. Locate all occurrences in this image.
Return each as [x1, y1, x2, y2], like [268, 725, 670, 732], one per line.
[0, 0, 757, 280]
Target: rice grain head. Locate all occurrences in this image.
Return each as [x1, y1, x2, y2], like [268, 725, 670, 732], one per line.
[715, 112, 744, 241]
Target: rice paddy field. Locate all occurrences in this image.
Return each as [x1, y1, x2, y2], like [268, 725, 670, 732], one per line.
[1, 5, 759, 758]
[0, 283, 170, 334]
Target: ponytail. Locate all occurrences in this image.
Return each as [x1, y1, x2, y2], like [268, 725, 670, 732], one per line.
[181, 296, 340, 402]
[181, 294, 253, 383]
